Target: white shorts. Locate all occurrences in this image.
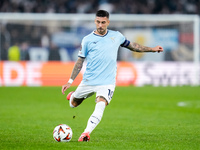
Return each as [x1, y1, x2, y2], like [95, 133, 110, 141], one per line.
[74, 82, 115, 104]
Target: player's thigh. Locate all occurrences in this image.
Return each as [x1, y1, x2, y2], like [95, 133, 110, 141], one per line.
[96, 85, 115, 104]
[74, 84, 95, 99]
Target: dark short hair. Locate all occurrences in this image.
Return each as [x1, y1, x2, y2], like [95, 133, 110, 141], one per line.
[96, 10, 109, 18]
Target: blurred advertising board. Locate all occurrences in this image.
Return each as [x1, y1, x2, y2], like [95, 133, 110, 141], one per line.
[0, 61, 198, 86]
[0, 61, 82, 86]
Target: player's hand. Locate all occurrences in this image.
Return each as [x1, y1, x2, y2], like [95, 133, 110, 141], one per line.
[61, 83, 71, 95]
[152, 46, 164, 53]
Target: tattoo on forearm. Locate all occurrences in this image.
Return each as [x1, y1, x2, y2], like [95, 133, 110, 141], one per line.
[71, 57, 84, 80]
[130, 42, 153, 52]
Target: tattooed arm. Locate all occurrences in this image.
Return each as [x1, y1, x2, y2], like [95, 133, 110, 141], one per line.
[126, 42, 164, 53]
[70, 57, 85, 80]
[62, 57, 85, 94]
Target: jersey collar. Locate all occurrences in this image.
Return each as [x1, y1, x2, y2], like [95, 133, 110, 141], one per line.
[93, 30, 109, 37]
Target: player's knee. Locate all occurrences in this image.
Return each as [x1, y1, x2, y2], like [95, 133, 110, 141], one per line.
[96, 96, 108, 106]
[69, 100, 79, 108]
[69, 101, 75, 108]
[70, 98, 84, 108]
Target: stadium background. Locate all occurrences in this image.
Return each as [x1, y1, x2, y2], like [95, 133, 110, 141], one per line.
[0, 0, 199, 87]
[0, 1, 200, 149]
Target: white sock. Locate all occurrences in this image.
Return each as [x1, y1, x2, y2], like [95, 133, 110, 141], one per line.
[69, 93, 75, 108]
[84, 101, 106, 134]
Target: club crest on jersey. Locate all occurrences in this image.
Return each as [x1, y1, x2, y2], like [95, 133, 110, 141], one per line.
[110, 37, 115, 42]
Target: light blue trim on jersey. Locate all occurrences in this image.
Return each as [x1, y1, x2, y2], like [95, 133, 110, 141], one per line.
[78, 30, 126, 85]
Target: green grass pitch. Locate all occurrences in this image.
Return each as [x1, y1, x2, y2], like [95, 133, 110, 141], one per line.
[0, 86, 200, 150]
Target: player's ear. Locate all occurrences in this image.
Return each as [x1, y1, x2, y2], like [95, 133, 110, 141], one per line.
[107, 19, 110, 25]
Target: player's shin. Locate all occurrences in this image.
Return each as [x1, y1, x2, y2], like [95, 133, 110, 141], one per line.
[84, 101, 106, 134]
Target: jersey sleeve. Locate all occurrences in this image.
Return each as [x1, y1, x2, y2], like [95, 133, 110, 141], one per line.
[78, 38, 88, 58]
[117, 31, 130, 47]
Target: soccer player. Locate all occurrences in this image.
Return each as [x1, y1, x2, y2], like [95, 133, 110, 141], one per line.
[61, 10, 164, 142]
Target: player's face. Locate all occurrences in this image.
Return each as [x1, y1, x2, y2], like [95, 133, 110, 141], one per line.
[95, 17, 110, 35]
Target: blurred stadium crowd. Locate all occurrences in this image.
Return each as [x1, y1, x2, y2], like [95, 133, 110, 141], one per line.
[0, 0, 199, 61]
[0, 0, 199, 14]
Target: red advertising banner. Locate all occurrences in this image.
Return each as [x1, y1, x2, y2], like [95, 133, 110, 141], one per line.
[0, 61, 83, 86]
[0, 61, 137, 86]
[0, 61, 198, 86]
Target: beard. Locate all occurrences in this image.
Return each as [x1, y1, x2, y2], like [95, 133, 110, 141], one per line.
[97, 28, 106, 35]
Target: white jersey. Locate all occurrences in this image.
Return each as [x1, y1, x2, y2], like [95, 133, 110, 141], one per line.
[78, 30, 128, 85]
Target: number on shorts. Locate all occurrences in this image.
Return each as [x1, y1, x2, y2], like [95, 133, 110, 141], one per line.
[108, 89, 114, 100]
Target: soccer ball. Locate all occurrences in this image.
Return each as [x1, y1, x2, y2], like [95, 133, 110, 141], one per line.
[53, 124, 73, 142]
